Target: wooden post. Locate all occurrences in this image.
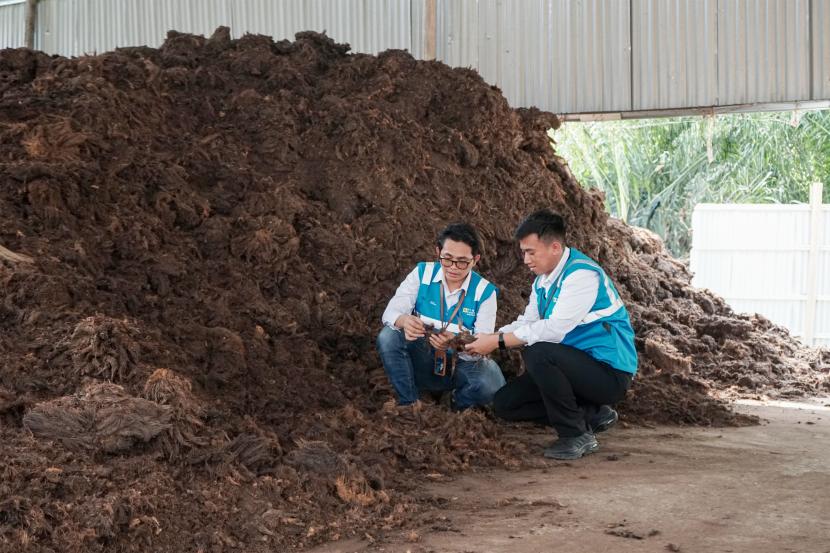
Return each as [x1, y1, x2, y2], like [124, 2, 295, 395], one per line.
[424, 0, 437, 60]
[803, 182, 823, 345]
[24, 0, 38, 50]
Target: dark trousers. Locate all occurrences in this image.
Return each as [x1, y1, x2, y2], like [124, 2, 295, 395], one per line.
[493, 343, 633, 437]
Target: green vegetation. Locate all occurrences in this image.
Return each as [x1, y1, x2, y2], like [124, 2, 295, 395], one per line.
[552, 110, 830, 256]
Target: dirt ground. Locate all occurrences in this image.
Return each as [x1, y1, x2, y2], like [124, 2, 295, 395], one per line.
[308, 399, 830, 553]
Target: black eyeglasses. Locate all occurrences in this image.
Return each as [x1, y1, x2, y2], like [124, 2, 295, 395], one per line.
[439, 256, 473, 270]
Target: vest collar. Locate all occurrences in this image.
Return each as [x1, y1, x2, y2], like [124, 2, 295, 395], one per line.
[538, 247, 571, 291]
[433, 265, 473, 294]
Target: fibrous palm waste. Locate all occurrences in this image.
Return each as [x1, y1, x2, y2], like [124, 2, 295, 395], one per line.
[0, 28, 827, 552]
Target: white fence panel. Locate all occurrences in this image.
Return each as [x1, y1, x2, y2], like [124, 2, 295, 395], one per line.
[690, 185, 829, 347]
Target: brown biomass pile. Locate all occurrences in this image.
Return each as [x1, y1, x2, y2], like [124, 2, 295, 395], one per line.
[0, 28, 827, 552]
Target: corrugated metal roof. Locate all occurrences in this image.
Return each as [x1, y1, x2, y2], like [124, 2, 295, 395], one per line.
[0, 0, 24, 49]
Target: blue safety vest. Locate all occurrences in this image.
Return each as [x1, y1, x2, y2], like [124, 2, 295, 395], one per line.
[414, 262, 498, 334]
[535, 249, 638, 374]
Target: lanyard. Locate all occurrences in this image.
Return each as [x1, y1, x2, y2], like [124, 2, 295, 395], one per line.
[537, 270, 565, 318]
[538, 288, 556, 319]
[434, 281, 466, 377]
[439, 281, 466, 332]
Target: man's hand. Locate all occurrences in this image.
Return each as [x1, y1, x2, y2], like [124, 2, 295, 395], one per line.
[396, 314, 426, 341]
[465, 333, 499, 356]
[429, 330, 454, 351]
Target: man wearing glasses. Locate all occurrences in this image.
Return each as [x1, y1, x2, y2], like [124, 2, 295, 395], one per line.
[377, 223, 506, 410]
[466, 210, 637, 459]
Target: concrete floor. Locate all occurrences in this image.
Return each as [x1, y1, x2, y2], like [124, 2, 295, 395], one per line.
[308, 399, 830, 553]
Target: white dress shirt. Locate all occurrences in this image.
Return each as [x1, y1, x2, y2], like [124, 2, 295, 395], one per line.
[499, 247, 599, 346]
[381, 265, 498, 335]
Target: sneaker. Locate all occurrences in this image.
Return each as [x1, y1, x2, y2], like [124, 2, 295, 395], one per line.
[589, 405, 618, 434]
[543, 432, 599, 460]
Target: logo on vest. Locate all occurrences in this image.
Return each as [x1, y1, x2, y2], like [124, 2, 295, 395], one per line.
[462, 307, 476, 316]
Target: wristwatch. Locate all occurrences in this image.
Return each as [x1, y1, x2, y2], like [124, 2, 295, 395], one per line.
[498, 332, 507, 352]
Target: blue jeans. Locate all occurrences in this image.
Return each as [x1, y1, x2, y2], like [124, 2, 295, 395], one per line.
[376, 326, 506, 410]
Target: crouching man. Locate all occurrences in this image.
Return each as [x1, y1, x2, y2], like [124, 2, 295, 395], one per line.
[377, 223, 506, 410]
[466, 210, 637, 459]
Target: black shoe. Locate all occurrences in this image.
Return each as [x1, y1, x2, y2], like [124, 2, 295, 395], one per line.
[589, 405, 618, 434]
[543, 432, 599, 460]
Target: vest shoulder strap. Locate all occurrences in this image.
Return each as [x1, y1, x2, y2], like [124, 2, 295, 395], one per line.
[470, 271, 497, 302]
[418, 261, 438, 285]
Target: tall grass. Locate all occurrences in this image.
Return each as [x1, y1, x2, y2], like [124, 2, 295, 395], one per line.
[553, 110, 830, 256]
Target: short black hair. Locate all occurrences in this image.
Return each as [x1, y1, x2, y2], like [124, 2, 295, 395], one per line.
[514, 209, 566, 243]
[436, 222, 482, 256]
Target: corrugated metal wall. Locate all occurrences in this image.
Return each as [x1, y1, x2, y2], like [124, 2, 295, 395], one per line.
[430, 0, 830, 114]
[813, 0, 830, 99]
[432, 0, 630, 113]
[0, 0, 25, 48]
[230, 0, 411, 55]
[718, 0, 811, 105]
[690, 204, 830, 347]
[37, 0, 230, 55]
[549, 0, 631, 113]
[3, 0, 830, 115]
[34, 0, 410, 56]
[632, 0, 717, 110]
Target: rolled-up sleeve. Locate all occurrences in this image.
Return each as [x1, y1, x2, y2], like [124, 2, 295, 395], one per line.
[509, 270, 599, 346]
[499, 284, 540, 334]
